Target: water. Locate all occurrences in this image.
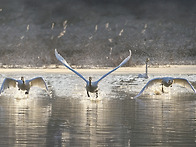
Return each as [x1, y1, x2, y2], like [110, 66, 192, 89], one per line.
[0, 73, 196, 146]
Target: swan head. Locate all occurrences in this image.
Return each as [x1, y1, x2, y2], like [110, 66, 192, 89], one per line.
[89, 77, 92, 82]
[21, 77, 25, 83]
[146, 58, 150, 63]
[168, 79, 173, 85]
[163, 78, 173, 87]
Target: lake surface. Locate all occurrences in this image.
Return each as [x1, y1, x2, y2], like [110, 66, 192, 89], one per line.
[0, 73, 196, 146]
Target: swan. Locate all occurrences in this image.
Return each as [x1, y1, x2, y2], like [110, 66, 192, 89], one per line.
[0, 77, 48, 94]
[134, 77, 196, 98]
[138, 58, 149, 78]
[55, 49, 131, 98]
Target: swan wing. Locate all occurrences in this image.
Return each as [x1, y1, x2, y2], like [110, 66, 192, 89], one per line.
[96, 50, 131, 83]
[55, 49, 88, 83]
[134, 78, 162, 98]
[173, 78, 196, 93]
[0, 78, 17, 94]
[28, 77, 48, 91]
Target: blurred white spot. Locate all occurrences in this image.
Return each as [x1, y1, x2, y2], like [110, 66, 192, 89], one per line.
[149, 39, 153, 42]
[21, 36, 24, 40]
[63, 20, 67, 29]
[16, 43, 21, 47]
[141, 24, 147, 34]
[108, 38, 112, 43]
[109, 47, 112, 55]
[119, 29, 124, 36]
[105, 23, 109, 29]
[89, 36, 93, 40]
[85, 43, 89, 47]
[26, 24, 30, 32]
[51, 23, 55, 30]
[128, 139, 131, 147]
[58, 30, 66, 38]
[0, 9, 2, 12]
[58, 20, 67, 38]
[95, 25, 98, 32]
[144, 24, 148, 29]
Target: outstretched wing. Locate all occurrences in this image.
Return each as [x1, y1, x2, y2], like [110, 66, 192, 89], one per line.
[55, 49, 88, 83]
[96, 50, 131, 83]
[28, 77, 48, 91]
[134, 78, 162, 98]
[173, 78, 196, 93]
[0, 78, 17, 94]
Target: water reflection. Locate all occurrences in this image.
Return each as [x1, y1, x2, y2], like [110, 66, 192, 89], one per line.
[134, 93, 196, 146]
[0, 74, 195, 146]
[44, 97, 136, 147]
[0, 96, 51, 146]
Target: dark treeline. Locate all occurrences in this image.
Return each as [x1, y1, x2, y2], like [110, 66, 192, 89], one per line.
[0, 0, 196, 67]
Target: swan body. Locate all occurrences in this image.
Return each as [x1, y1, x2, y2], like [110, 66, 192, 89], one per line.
[134, 77, 196, 98]
[86, 77, 99, 97]
[55, 49, 131, 98]
[0, 77, 48, 94]
[138, 58, 149, 79]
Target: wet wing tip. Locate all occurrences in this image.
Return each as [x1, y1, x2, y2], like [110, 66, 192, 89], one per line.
[55, 49, 59, 56]
[133, 95, 139, 99]
[129, 50, 131, 56]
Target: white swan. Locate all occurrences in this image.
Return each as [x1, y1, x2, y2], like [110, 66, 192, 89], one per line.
[138, 58, 149, 78]
[0, 77, 48, 94]
[55, 49, 131, 98]
[134, 77, 196, 98]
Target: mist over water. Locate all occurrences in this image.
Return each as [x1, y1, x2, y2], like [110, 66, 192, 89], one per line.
[0, 0, 196, 67]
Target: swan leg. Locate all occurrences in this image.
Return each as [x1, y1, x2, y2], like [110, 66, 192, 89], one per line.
[87, 91, 90, 97]
[162, 84, 164, 93]
[96, 90, 98, 98]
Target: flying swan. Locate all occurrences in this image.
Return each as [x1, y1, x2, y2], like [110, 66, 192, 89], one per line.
[55, 49, 131, 98]
[134, 77, 196, 98]
[0, 77, 48, 95]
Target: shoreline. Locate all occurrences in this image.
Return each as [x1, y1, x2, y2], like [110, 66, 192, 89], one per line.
[0, 65, 196, 75]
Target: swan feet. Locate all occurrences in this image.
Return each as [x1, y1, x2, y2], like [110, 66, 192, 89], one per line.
[162, 85, 164, 93]
[96, 90, 98, 98]
[87, 90, 98, 98]
[87, 91, 90, 97]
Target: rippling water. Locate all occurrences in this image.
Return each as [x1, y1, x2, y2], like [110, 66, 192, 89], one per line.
[0, 73, 196, 146]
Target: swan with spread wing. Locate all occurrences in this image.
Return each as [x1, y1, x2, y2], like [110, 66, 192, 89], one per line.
[134, 77, 196, 98]
[55, 49, 131, 98]
[0, 77, 48, 95]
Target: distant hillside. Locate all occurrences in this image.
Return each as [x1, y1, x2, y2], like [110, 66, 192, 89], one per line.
[0, 0, 196, 67]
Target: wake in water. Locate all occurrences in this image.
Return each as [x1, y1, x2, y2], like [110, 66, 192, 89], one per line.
[0, 73, 195, 99]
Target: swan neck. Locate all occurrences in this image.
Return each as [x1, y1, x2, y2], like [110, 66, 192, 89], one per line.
[145, 62, 148, 76]
[21, 77, 25, 84]
[89, 79, 91, 87]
